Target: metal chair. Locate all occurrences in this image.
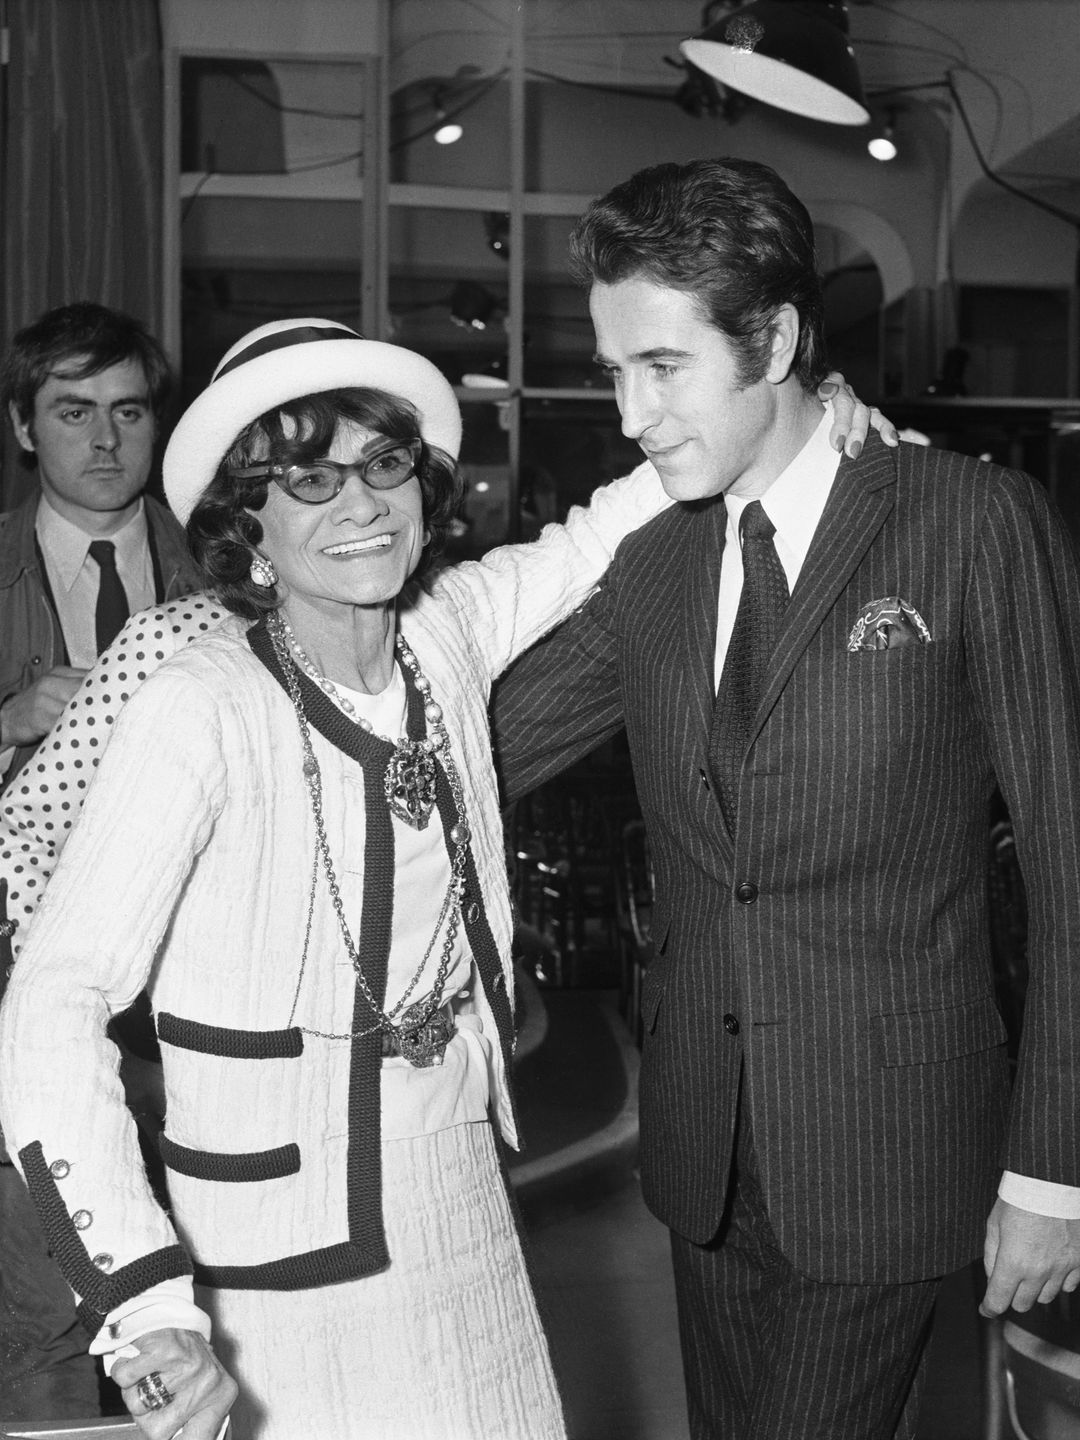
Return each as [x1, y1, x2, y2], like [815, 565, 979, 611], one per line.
[989, 1294, 1080, 1438]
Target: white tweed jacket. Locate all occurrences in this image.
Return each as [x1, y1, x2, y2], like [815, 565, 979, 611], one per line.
[0, 461, 668, 1325]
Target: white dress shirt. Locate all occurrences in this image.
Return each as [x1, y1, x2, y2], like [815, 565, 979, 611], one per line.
[36, 495, 155, 668]
[715, 410, 1080, 1220]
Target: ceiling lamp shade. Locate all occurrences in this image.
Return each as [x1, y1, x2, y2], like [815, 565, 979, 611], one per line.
[680, 1, 870, 126]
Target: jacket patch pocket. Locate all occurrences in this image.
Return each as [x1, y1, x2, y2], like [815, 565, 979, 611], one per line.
[159, 1135, 300, 1182]
[874, 996, 1007, 1068]
[158, 1012, 303, 1059]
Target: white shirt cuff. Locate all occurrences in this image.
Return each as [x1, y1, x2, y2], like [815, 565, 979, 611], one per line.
[89, 1276, 211, 1373]
[998, 1170, 1080, 1218]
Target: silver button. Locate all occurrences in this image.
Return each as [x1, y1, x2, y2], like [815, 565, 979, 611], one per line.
[71, 1209, 93, 1230]
[464, 901, 480, 925]
[92, 1252, 113, 1271]
[49, 1159, 71, 1179]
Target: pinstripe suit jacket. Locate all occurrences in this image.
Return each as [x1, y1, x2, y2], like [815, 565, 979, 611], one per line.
[494, 432, 1080, 1285]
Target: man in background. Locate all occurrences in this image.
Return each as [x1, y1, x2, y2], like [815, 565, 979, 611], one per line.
[0, 302, 198, 1421]
[0, 302, 200, 790]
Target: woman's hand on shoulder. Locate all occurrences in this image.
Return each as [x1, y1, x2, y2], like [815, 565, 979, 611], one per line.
[110, 1326, 237, 1439]
[818, 371, 899, 458]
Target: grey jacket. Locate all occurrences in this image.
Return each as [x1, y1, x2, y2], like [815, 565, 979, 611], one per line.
[0, 491, 202, 788]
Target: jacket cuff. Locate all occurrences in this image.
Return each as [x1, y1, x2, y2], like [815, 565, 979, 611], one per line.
[19, 1139, 192, 1334]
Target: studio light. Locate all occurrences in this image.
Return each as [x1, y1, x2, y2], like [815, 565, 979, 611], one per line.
[434, 117, 463, 144]
[432, 91, 463, 144]
[679, 1, 870, 126]
[484, 212, 510, 259]
[868, 117, 897, 162]
[449, 281, 498, 331]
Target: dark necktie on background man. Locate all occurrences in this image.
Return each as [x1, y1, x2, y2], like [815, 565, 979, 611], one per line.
[88, 539, 130, 656]
[710, 500, 790, 831]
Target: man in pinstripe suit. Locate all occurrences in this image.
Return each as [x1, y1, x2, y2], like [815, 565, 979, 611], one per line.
[492, 158, 1080, 1438]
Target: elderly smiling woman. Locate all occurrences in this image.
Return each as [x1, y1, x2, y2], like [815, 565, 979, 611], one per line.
[0, 318, 879, 1440]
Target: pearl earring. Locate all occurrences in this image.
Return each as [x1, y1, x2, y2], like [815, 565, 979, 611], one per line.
[250, 554, 278, 588]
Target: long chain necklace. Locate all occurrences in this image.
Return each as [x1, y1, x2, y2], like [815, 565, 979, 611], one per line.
[267, 611, 472, 1065]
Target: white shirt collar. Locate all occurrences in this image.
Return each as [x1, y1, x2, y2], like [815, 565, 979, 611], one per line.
[35, 494, 148, 595]
[724, 406, 841, 576]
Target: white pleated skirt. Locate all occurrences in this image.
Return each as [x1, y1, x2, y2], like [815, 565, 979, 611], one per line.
[197, 1119, 566, 1440]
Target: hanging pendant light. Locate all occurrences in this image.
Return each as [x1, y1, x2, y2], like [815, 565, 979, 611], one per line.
[680, 1, 870, 126]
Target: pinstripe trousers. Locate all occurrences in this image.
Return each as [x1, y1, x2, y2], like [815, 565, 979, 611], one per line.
[669, 1075, 940, 1440]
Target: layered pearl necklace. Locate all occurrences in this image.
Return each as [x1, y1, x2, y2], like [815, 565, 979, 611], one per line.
[275, 611, 391, 734]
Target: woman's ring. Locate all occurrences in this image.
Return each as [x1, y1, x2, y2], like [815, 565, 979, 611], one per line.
[136, 1370, 174, 1411]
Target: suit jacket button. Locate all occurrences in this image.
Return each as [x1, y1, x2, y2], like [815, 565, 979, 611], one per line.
[735, 881, 758, 903]
[49, 1158, 71, 1178]
[72, 1209, 93, 1230]
[92, 1252, 113, 1271]
[464, 900, 480, 926]
[723, 1013, 740, 1036]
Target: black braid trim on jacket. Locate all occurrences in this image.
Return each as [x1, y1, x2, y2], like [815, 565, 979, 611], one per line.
[19, 1140, 192, 1333]
[431, 763, 518, 1134]
[193, 1238, 391, 1291]
[248, 619, 434, 1272]
[157, 1011, 304, 1058]
[159, 1135, 300, 1182]
[246, 619, 512, 1277]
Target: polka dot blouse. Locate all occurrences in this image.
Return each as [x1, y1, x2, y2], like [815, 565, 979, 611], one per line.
[1, 591, 227, 947]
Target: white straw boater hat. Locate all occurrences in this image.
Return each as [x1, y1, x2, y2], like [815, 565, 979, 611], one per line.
[163, 318, 462, 525]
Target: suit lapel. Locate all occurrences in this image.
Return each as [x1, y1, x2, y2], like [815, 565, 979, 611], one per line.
[752, 438, 898, 738]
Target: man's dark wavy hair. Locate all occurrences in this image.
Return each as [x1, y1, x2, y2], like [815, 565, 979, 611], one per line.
[569, 157, 828, 392]
[186, 387, 464, 621]
[1, 301, 173, 469]
[2, 300, 172, 417]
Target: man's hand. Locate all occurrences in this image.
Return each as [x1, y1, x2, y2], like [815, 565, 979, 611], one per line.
[110, 1327, 237, 1439]
[0, 666, 87, 747]
[818, 372, 899, 459]
[981, 1196, 1080, 1317]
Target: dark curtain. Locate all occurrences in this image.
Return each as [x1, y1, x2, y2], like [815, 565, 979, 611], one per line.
[0, 0, 163, 508]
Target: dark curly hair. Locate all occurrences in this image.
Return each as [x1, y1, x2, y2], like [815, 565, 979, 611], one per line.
[186, 387, 465, 620]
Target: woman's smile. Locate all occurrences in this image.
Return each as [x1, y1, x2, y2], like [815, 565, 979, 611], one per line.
[321, 533, 395, 557]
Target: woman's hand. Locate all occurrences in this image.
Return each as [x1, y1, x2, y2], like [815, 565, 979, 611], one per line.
[110, 1326, 237, 1439]
[817, 372, 899, 458]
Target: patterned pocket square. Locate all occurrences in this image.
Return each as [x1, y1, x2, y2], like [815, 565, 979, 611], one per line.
[847, 596, 932, 651]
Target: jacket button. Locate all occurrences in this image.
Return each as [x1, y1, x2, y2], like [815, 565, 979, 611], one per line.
[49, 1158, 71, 1179]
[92, 1252, 113, 1271]
[30, 655, 42, 667]
[723, 1013, 740, 1036]
[464, 900, 480, 926]
[735, 881, 758, 903]
[72, 1209, 93, 1230]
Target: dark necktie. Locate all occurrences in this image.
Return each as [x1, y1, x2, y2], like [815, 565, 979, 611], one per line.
[710, 500, 790, 831]
[88, 539, 130, 655]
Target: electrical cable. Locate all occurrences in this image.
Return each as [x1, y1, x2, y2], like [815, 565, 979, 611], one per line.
[946, 71, 1080, 234]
